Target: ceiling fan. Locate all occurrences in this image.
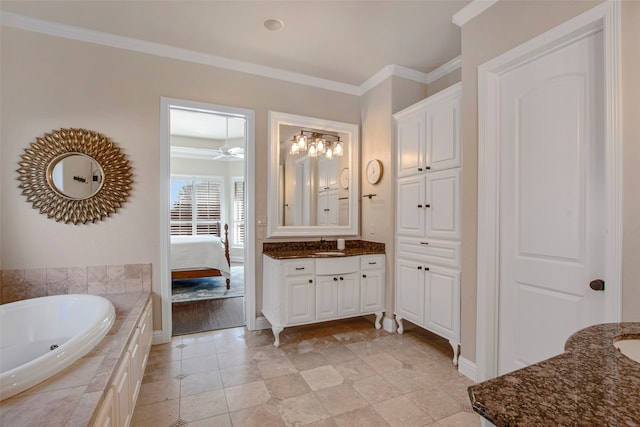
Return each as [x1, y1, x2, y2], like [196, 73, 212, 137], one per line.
[210, 116, 244, 159]
[210, 145, 244, 160]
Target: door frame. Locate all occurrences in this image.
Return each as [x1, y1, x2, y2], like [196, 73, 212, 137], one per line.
[159, 97, 256, 343]
[476, 1, 622, 381]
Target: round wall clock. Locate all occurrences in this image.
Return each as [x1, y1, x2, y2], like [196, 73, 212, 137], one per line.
[366, 159, 383, 184]
[340, 168, 349, 189]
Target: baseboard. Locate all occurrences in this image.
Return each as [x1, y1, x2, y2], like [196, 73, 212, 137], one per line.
[383, 316, 397, 333]
[255, 315, 271, 330]
[457, 356, 478, 382]
[152, 330, 167, 345]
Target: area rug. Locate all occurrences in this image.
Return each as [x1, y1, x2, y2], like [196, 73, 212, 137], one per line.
[172, 265, 244, 303]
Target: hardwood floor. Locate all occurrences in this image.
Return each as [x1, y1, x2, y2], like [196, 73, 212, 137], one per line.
[172, 296, 245, 336]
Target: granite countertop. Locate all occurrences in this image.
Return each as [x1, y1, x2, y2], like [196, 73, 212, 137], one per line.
[263, 240, 385, 259]
[0, 291, 151, 427]
[468, 322, 640, 426]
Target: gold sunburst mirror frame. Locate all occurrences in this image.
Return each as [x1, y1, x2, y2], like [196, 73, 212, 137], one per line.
[16, 128, 133, 225]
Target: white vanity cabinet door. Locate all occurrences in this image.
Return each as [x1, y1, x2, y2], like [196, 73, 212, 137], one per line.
[424, 265, 460, 342]
[395, 258, 425, 326]
[316, 275, 339, 321]
[317, 190, 338, 226]
[113, 350, 132, 427]
[286, 275, 315, 325]
[94, 388, 115, 427]
[127, 327, 142, 406]
[425, 168, 461, 241]
[425, 92, 461, 171]
[397, 175, 426, 237]
[338, 273, 360, 317]
[360, 255, 385, 313]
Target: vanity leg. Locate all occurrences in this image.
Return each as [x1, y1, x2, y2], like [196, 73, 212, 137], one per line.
[396, 316, 404, 334]
[374, 312, 383, 330]
[448, 340, 460, 366]
[272, 326, 284, 348]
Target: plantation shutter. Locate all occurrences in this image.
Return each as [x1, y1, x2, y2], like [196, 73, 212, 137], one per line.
[170, 177, 223, 237]
[233, 180, 245, 246]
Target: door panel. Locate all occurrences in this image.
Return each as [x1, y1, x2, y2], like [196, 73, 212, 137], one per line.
[424, 266, 460, 341]
[498, 31, 605, 375]
[425, 168, 461, 240]
[427, 96, 461, 171]
[396, 111, 425, 177]
[397, 175, 425, 236]
[395, 259, 424, 325]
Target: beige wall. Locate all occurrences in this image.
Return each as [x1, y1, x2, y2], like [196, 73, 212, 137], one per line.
[460, 0, 639, 363]
[0, 27, 361, 330]
[426, 68, 462, 97]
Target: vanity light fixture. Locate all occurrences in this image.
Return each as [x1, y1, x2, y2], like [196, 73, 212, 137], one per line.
[288, 130, 342, 160]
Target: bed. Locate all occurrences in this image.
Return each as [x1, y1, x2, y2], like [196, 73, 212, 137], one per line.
[170, 224, 231, 289]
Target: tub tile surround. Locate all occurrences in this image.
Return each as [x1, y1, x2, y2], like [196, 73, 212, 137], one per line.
[0, 263, 151, 304]
[0, 291, 150, 426]
[469, 323, 640, 426]
[263, 240, 385, 259]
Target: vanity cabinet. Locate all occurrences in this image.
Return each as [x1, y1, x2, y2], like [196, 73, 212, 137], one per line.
[263, 254, 385, 347]
[394, 82, 462, 366]
[92, 298, 152, 427]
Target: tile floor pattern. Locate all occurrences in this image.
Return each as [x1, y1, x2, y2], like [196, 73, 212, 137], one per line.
[132, 318, 479, 427]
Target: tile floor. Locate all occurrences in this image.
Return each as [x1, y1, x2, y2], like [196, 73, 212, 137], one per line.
[132, 317, 479, 427]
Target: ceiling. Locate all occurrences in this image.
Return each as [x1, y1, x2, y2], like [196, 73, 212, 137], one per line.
[0, 0, 468, 87]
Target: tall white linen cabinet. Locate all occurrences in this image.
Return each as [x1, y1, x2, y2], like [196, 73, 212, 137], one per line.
[393, 82, 462, 366]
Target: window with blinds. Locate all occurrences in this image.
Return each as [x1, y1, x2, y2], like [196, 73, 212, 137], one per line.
[233, 179, 245, 246]
[170, 177, 223, 237]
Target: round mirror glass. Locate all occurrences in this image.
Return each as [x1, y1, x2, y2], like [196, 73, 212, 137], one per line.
[48, 153, 104, 200]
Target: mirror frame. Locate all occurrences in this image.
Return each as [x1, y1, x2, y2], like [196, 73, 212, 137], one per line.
[16, 128, 133, 225]
[267, 111, 359, 237]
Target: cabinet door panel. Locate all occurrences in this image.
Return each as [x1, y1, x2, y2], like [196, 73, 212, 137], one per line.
[361, 269, 384, 313]
[426, 168, 460, 240]
[316, 276, 339, 321]
[286, 276, 315, 324]
[396, 111, 426, 177]
[426, 95, 461, 171]
[397, 175, 426, 236]
[338, 273, 360, 317]
[424, 266, 460, 341]
[114, 352, 132, 427]
[395, 259, 425, 325]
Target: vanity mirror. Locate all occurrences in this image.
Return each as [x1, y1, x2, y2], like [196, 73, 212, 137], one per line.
[268, 112, 359, 237]
[16, 128, 132, 224]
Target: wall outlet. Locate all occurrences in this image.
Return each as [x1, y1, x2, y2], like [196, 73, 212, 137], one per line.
[370, 223, 375, 234]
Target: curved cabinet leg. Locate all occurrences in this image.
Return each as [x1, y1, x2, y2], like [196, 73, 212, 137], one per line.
[448, 340, 460, 366]
[374, 312, 383, 329]
[272, 326, 284, 348]
[396, 316, 404, 334]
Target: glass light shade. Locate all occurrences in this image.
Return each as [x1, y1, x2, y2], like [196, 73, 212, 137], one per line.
[308, 142, 318, 157]
[296, 133, 307, 151]
[316, 138, 326, 154]
[325, 146, 333, 159]
[289, 140, 299, 155]
[334, 140, 344, 156]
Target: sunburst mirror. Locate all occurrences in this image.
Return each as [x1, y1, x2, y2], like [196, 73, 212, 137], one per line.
[16, 128, 133, 225]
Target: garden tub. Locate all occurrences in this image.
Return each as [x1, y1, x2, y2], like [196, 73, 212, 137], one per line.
[0, 294, 115, 400]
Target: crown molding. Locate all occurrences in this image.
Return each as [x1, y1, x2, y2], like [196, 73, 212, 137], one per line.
[0, 12, 361, 95]
[452, 0, 498, 27]
[2, 11, 460, 97]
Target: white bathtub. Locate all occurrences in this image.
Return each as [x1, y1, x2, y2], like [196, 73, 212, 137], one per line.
[0, 294, 115, 400]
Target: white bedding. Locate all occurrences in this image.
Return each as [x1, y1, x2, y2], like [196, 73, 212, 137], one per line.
[170, 236, 230, 277]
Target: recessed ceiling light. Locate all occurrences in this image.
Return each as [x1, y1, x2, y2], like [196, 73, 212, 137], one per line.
[264, 18, 284, 31]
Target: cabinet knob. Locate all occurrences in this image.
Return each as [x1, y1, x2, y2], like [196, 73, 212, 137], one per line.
[418, 204, 423, 208]
[417, 266, 422, 270]
[308, 279, 313, 284]
[339, 277, 344, 281]
[418, 167, 423, 172]
[425, 166, 431, 170]
[424, 266, 430, 271]
[420, 241, 429, 245]
[362, 274, 367, 278]
[295, 267, 305, 270]
[333, 277, 338, 281]
[425, 204, 431, 208]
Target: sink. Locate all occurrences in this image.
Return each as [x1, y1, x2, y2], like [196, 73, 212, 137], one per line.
[614, 339, 640, 364]
[313, 251, 346, 257]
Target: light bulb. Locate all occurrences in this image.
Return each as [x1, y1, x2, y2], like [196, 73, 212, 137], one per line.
[289, 140, 299, 155]
[325, 146, 333, 159]
[308, 142, 318, 157]
[296, 133, 307, 151]
[317, 138, 325, 154]
[334, 140, 343, 156]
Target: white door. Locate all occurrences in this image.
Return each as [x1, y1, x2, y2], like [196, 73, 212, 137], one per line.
[396, 110, 425, 177]
[498, 31, 605, 374]
[338, 273, 360, 317]
[316, 276, 338, 321]
[425, 168, 461, 241]
[395, 258, 425, 325]
[425, 92, 461, 171]
[396, 175, 425, 236]
[286, 276, 315, 324]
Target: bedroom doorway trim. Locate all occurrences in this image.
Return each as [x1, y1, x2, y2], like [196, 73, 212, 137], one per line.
[160, 97, 256, 342]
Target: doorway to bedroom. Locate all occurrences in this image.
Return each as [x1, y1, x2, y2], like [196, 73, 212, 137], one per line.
[168, 106, 247, 335]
